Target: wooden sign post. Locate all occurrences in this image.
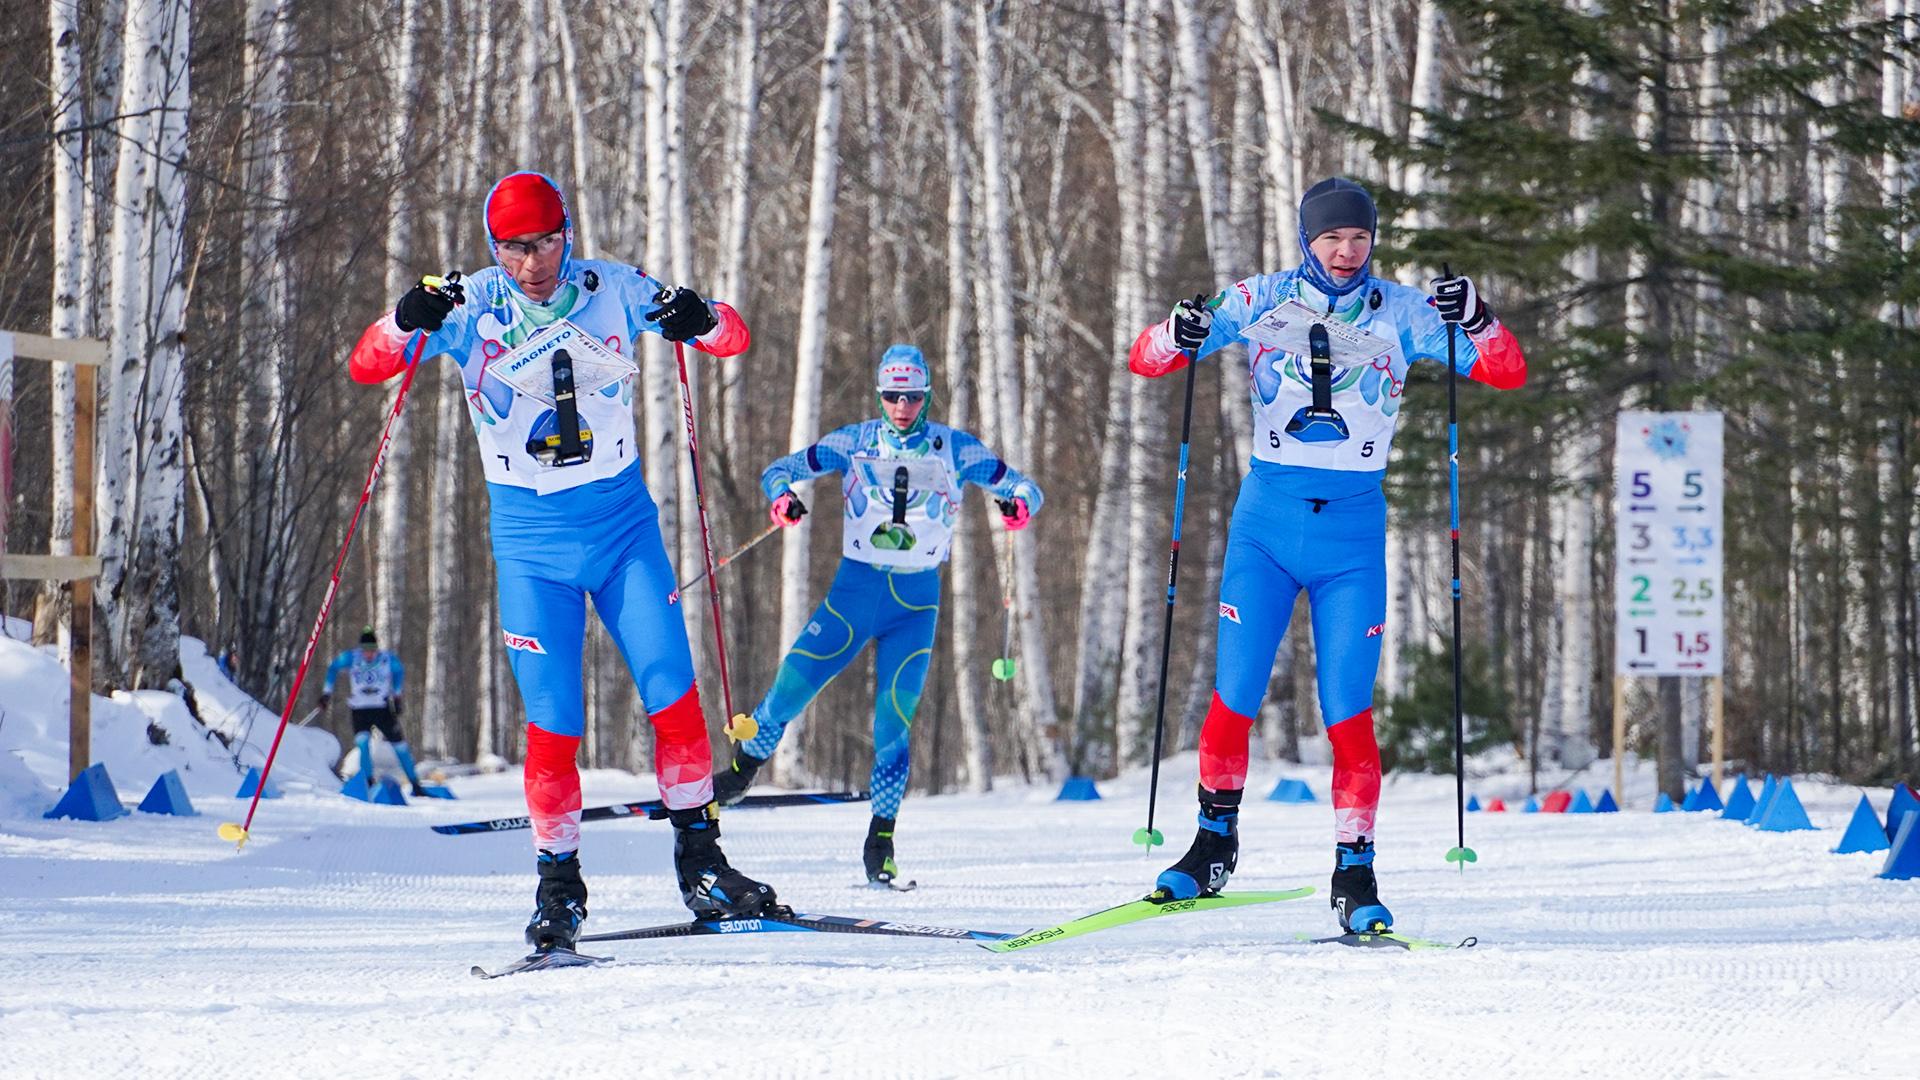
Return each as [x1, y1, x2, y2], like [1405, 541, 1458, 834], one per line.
[0, 330, 104, 782]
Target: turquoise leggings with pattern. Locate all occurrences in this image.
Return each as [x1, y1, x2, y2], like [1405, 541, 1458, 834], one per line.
[740, 559, 940, 818]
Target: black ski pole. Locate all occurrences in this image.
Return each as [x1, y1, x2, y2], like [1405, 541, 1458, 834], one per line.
[1133, 323, 1202, 851]
[1442, 263, 1477, 871]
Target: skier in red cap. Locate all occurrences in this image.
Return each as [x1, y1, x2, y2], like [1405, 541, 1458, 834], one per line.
[349, 171, 777, 956]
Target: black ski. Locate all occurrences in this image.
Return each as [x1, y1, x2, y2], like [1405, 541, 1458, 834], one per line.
[1295, 930, 1477, 951]
[578, 911, 1010, 943]
[432, 790, 870, 835]
[470, 948, 613, 979]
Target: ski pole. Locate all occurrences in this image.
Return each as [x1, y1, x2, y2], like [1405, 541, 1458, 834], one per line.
[1441, 263, 1477, 871]
[991, 515, 1017, 682]
[219, 320, 436, 848]
[676, 518, 782, 594]
[671, 338, 755, 744]
[1133, 321, 1202, 850]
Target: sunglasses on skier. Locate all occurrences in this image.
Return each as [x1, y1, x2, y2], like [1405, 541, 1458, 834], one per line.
[880, 391, 925, 405]
[494, 230, 565, 260]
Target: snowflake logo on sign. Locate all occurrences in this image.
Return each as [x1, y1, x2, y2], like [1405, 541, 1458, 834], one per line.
[1643, 417, 1691, 460]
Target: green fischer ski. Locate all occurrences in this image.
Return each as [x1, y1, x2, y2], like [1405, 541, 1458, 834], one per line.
[981, 888, 1315, 953]
[1296, 930, 1477, 951]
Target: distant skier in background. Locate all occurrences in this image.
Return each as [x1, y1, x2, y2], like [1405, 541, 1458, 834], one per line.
[714, 345, 1043, 887]
[319, 626, 426, 797]
[1129, 177, 1528, 933]
[346, 170, 781, 954]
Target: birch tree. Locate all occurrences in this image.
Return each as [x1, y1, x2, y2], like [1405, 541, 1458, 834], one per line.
[375, 0, 421, 653]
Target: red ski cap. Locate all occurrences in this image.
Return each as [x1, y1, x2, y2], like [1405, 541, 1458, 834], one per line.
[487, 173, 566, 240]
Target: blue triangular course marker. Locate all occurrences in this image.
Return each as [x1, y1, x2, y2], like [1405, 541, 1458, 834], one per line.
[1654, 791, 1676, 813]
[1568, 790, 1595, 814]
[1596, 789, 1620, 813]
[1466, 794, 1481, 812]
[418, 784, 457, 800]
[1720, 774, 1755, 821]
[136, 769, 197, 816]
[44, 762, 129, 822]
[372, 776, 409, 805]
[235, 766, 281, 800]
[1755, 776, 1815, 832]
[1266, 777, 1316, 803]
[1056, 776, 1102, 801]
[1522, 795, 1540, 813]
[340, 776, 373, 802]
[1833, 794, 1890, 855]
[1886, 783, 1920, 838]
[1880, 811, 1920, 881]
[1745, 774, 1778, 827]
[1682, 775, 1724, 812]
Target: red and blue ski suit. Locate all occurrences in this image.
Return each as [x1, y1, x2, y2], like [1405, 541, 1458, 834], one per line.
[1130, 270, 1525, 843]
[348, 180, 748, 856]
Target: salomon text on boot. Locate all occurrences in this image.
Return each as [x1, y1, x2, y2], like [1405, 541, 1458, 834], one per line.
[525, 849, 589, 952]
[669, 804, 785, 918]
[1153, 786, 1241, 901]
[1331, 839, 1393, 933]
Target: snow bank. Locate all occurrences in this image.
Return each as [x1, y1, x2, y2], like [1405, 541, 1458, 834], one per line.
[0, 633, 339, 818]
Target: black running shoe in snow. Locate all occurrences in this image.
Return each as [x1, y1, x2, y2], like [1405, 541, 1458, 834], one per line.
[1153, 786, 1241, 900]
[1330, 839, 1393, 933]
[525, 849, 589, 951]
[669, 804, 782, 917]
[712, 749, 766, 808]
[863, 815, 900, 885]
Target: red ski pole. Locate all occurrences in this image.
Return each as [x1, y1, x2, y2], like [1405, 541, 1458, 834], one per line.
[219, 328, 431, 848]
[671, 339, 754, 744]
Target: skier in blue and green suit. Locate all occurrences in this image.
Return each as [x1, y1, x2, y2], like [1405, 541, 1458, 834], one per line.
[715, 345, 1043, 886]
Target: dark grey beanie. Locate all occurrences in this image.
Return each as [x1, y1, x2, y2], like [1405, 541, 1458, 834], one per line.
[1299, 177, 1377, 240]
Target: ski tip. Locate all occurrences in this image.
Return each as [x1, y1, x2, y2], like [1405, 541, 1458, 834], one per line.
[217, 822, 249, 847]
[1130, 826, 1165, 849]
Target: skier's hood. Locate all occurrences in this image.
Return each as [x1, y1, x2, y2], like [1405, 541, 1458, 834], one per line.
[874, 344, 933, 436]
[483, 170, 576, 306]
[1296, 176, 1376, 298]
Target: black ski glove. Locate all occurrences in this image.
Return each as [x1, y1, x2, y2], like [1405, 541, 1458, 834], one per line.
[394, 274, 465, 333]
[1171, 293, 1213, 351]
[649, 286, 719, 343]
[1432, 273, 1492, 335]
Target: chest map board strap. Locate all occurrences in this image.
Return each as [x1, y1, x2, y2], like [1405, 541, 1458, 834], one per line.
[1285, 323, 1350, 443]
[891, 467, 910, 524]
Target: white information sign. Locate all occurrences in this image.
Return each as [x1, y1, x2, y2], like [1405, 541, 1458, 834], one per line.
[850, 454, 954, 497]
[1238, 299, 1394, 364]
[489, 320, 636, 406]
[1613, 411, 1724, 675]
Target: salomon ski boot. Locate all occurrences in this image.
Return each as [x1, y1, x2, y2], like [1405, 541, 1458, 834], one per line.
[669, 804, 783, 918]
[712, 749, 766, 808]
[524, 849, 589, 952]
[863, 816, 901, 885]
[1331, 839, 1393, 933]
[1152, 786, 1241, 901]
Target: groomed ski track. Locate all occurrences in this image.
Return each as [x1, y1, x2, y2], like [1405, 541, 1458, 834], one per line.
[2, 757, 1910, 1078]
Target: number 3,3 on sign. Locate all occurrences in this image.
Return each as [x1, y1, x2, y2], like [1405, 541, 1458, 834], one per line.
[1613, 412, 1725, 676]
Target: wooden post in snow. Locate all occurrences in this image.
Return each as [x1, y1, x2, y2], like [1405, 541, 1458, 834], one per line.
[0, 330, 103, 782]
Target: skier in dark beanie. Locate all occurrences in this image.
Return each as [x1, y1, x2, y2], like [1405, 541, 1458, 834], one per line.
[348, 171, 781, 954]
[1129, 177, 1527, 933]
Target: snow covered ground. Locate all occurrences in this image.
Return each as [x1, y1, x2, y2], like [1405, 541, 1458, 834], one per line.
[3, 740, 1914, 1078]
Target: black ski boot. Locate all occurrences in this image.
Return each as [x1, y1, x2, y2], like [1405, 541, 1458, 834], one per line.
[1330, 839, 1394, 933]
[669, 804, 784, 918]
[1152, 786, 1241, 901]
[524, 849, 588, 952]
[712, 749, 766, 808]
[863, 815, 901, 885]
